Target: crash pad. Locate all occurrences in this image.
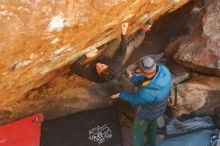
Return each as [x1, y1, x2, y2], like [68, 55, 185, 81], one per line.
[41, 106, 122, 146]
[158, 130, 213, 146]
[0, 113, 43, 146]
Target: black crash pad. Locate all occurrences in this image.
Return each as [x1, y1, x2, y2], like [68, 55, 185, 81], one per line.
[41, 106, 122, 146]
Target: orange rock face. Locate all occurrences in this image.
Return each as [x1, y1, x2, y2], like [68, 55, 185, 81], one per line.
[0, 0, 189, 106]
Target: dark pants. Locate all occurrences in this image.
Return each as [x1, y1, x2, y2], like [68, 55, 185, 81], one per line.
[132, 117, 157, 146]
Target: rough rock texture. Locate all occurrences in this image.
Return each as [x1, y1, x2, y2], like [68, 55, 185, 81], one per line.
[165, 0, 220, 77]
[169, 75, 220, 116]
[0, 74, 113, 125]
[0, 0, 190, 106]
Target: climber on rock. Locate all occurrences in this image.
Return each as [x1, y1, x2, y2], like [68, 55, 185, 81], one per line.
[70, 22, 129, 83]
[70, 19, 153, 83]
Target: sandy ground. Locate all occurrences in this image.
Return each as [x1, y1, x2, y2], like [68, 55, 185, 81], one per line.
[0, 74, 112, 125]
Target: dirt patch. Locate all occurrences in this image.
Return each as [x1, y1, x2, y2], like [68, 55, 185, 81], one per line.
[0, 74, 111, 125]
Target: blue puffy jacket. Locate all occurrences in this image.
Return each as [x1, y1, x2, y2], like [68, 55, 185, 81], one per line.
[119, 64, 171, 120]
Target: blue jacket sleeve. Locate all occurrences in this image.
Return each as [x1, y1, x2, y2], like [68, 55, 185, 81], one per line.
[130, 75, 145, 83]
[119, 91, 146, 105]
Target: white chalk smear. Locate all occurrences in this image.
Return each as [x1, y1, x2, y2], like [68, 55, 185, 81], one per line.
[51, 38, 59, 44]
[48, 15, 64, 32]
[174, 0, 181, 3]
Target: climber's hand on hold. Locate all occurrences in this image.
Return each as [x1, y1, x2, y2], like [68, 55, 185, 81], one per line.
[122, 23, 128, 35]
[111, 93, 120, 99]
